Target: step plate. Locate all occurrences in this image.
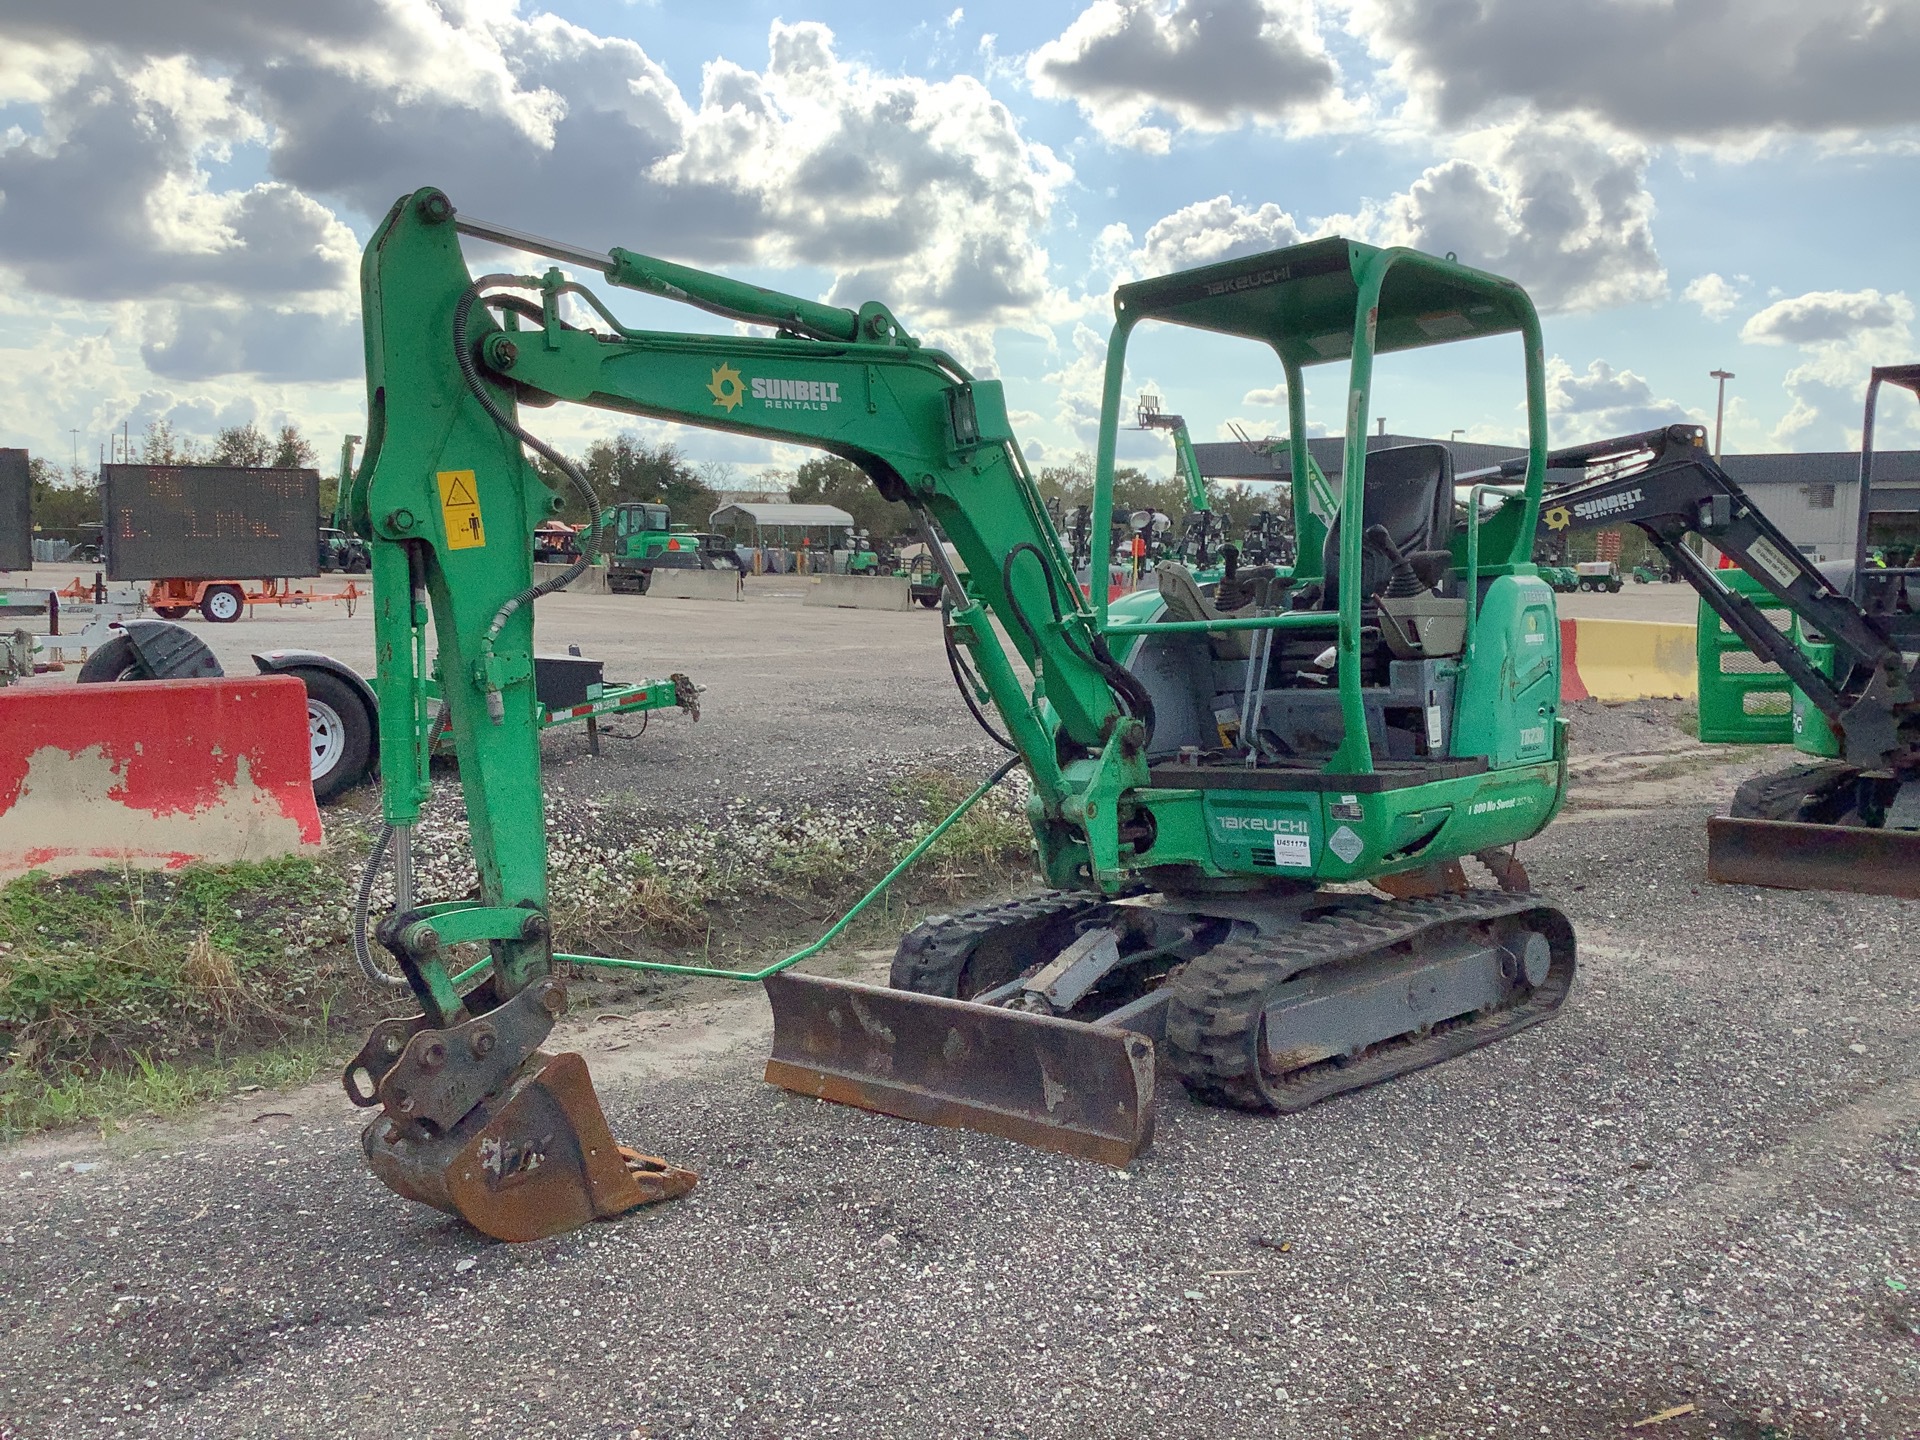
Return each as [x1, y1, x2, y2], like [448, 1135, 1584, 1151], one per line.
[763, 972, 1155, 1167]
[1708, 816, 1920, 900]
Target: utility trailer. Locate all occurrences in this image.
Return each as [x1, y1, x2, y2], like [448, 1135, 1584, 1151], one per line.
[102, 462, 330, 621]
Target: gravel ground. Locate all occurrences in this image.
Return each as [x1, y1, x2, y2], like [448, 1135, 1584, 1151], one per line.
[5, 587, 1913, 1438]
[2, 768, 1914, 1439]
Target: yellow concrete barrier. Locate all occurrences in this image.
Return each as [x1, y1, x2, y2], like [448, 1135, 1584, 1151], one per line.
[1560, 618, 1696, 701]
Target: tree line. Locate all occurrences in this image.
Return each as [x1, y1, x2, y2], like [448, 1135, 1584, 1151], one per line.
[29, 420, 1279, 546]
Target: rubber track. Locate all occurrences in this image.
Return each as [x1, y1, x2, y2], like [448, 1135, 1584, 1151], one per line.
[890, 891, 1102, 998]
[1163, 891, 1576, 1113]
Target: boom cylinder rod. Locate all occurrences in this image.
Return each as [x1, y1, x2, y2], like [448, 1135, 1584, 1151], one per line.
[452, 213, 866, 343]
[453, 214, 615, 273]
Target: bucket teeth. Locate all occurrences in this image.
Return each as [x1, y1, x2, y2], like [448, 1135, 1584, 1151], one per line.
[363, 1050, 695, 1242]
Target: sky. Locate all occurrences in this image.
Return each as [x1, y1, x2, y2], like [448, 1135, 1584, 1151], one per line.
[2, 0, 1917, 486]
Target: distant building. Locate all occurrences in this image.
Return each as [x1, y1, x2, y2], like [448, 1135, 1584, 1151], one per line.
[1191, 435, 1920, 563]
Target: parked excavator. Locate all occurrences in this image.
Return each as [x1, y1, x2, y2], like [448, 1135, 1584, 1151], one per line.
[1511, 365, 1920, 898]
[345, 189, 1577, 1241]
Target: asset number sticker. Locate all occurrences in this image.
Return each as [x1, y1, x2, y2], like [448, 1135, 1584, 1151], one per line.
[1272, 833, 1313, 869]
[437, 469, 487, 550]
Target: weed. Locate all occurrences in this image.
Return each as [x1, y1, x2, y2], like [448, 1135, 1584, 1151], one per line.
[0, 764, 1042, 1139]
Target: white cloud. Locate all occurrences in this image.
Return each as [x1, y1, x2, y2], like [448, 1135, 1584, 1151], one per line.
[1739, 288, 1915, 447]
[1347, 0, 1920, 145]
[1027, 0, 1358, 152]
[1682, 273, 1742, 322]
[0, 5, 1082, 455]
[1545, 357, 1691, 441]
[1741, 289, 1910, 348]
[1326, 120, 1664, 313]
[1136, 196, 1304, 274]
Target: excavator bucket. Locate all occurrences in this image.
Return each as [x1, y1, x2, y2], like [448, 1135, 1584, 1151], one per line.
[362, 1051, 696, 1242]
[1707, 816, 1920, 900]
[762, 972, 1157, 1167]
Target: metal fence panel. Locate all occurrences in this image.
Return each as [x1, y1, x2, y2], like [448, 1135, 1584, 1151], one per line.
[103, 464, 319, 581]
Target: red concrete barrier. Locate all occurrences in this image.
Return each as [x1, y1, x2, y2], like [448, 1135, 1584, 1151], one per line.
[1559, 619, 1589, 702]
[0, 676, 323, 881]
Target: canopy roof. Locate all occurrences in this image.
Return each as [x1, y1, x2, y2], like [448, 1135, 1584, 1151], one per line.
[709, 502, 853, 527]
[1112, 237, 1535, 369]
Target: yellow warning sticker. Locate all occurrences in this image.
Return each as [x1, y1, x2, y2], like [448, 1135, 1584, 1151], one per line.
[436, 470, 486, 550]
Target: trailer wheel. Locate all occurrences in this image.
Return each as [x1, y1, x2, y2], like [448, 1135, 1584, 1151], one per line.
[916, 593, 940, 608]
[289, 667, 375, 802]
[201, 585, 245, 623]
[154, 605, 191, 619]
[76, 636, 148, 682]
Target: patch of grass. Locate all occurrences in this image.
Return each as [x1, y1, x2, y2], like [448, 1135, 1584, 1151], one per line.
[0, 856, 350, 1075]
[0, 766, 1045, 1140]
[0, 1036, 343, 1140]
[896, 769, 1033, 883]
[1675, 702, 1701, 738]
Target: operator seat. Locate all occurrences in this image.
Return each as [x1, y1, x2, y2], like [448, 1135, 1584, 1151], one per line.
[1156, 562, 1252, 659]
[1320, 444, 1454, 608]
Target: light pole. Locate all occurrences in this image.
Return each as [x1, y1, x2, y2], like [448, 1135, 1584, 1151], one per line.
[1710, 369, 1735, 462]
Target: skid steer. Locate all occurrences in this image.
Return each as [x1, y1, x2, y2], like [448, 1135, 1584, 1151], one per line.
[343, 190, 1579, 1240]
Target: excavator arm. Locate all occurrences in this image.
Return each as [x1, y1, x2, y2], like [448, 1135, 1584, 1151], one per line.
[1511, 423, 1914, 769]
[343, 189, 1160, 1236]
[1510, 422, 1920, 897]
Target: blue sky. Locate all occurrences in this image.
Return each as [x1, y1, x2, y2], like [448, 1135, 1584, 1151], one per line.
[1, 0, 1916, 482]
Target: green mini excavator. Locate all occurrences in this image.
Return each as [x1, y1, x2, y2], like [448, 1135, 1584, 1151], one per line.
[343, 188, 1575, 1240]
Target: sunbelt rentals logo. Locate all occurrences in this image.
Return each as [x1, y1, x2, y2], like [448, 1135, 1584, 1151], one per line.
[708, 364, 843, 414]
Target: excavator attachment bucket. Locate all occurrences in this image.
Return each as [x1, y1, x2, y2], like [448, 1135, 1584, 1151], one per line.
[762, 972, 1156, 1167]
[1707, 816, 1920, 900]
[362, 1051, 696, 1242]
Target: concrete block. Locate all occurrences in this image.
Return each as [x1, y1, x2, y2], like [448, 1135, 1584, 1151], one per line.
[647, 569, 744, 602]
[803, 574, 913, 612]
[532, 562, 609, 594]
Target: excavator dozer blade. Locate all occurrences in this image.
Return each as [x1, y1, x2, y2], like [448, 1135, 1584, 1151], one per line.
[363, 1050, 696, 1243]
[1707, 816, 1920, 900]
[762, 972, 1156, 1167]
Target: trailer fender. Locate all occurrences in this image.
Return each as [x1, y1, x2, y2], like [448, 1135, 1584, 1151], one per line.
[75, 619, 224, 683]
[252, 650, 381, 800]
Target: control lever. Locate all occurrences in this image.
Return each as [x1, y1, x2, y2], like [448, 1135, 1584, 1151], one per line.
[1363, 525, 1449, 598]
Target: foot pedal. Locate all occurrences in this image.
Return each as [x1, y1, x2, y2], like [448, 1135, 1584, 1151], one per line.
[363, 1051, 696, 1242]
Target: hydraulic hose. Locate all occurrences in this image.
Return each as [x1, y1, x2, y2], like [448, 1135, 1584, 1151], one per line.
[999, 542, 1157, 747]
[942, 603, 1016, 752]
[452, 275, 605, 720]
[351, 824, 410, 992]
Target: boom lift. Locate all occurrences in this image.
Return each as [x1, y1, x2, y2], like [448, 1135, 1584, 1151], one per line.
[1136, 395, 1221, 569]
[346, 189, 1576, 1240]
[1518, 380, 1920, 897]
